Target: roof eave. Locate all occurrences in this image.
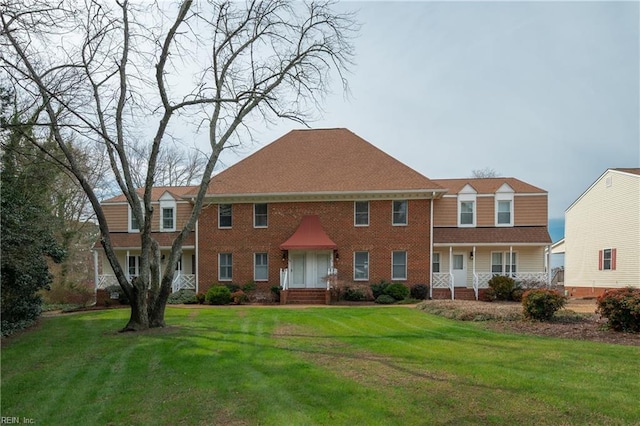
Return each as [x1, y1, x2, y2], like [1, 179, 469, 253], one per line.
[192, 189, 448, 203]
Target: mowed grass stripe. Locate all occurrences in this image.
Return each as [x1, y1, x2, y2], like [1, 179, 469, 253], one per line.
[2, 306, 639, 425]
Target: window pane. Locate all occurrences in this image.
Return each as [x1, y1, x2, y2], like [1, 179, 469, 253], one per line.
[355, 201, 369, 226]
[603, 249, 612, 270]
[254, 204, 268, 227]
[162, 208, 174, 229]
[432, 253, 440, 273]
[460, 201, 474, 225]
[254, 253, 268, 280]
[393, 200, 407, 225]
[131, 213, 139, 230]
[497, 201, 511, 224]
[354, 251, 369, 280]
[219, 253, 232, 280]
[491, 252, 503, 274]
[219, 204, 232, 228]
[392, 251, 407, 279]
[453, 255, 463, 270]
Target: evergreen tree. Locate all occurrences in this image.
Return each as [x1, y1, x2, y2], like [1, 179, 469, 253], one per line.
[1, 113, 66, 336]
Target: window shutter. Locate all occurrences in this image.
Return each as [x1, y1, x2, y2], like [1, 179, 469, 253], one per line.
[598, 250, 603, 270]
[612, 248, 617, 270]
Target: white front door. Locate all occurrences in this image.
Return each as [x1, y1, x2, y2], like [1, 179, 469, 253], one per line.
[290, 253, 306, 288]
[289, 251, 331, 288]
[452, 253, 467, 287]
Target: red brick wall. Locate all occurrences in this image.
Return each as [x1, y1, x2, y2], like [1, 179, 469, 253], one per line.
[197, 199, 432, 293]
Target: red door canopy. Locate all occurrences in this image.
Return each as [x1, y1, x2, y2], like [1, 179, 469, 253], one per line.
[280, 215, 337, 250]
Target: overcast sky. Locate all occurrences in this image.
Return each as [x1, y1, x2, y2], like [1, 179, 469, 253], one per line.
[214, 1, 639, 222]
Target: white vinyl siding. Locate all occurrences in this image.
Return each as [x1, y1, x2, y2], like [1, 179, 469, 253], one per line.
[564, 170, 639, 288]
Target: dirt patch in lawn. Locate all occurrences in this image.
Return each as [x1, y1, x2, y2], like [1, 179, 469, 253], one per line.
[418, 299, 639, 347]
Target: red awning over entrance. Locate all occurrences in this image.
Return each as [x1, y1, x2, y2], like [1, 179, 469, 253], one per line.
[280, 215, 338, 250]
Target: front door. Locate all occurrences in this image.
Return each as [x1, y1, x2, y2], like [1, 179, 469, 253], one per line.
[452, 253, 467, 287]
[289, 251, 331, 288]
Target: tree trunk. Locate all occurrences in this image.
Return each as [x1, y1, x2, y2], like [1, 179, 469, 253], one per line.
[121, 278, 150, 332]
[148, 276, 173, 328]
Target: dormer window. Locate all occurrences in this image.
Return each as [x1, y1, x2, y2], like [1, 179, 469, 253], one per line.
[458, 184, 477, 227]
[128, 202, 143, 233]
[495, 183, 514, 227]
[159, 192, 177, 232]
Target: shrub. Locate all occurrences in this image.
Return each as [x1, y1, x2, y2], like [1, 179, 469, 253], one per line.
[384, 283, 410, 301]
[223, 283, 240, 293]
[487, 275, 517, 301]
[410, 284, 429, 300]
[167, 289, 198, 305]
[511, 288, 526, 303]
[242, 281, 257, 293]
[231, 290, 248, 305]
[205, 285, 232, 305]
[375, 294, 396, 304]
[522, 289, 567, 321]
[196, 292, 206, 304]
[343, 287, 367, 301]
[270, 286, 281, 303]
[371, 280, 390, 299]
[596, 287, 640, 332]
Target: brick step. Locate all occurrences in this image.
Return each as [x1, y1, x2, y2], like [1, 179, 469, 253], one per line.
[284, 289, 328, 305]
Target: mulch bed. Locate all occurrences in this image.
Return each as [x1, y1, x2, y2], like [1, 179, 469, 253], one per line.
[418, 300, 639, 347]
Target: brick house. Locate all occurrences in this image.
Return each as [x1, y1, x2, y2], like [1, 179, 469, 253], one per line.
[94, 128, 552, 302]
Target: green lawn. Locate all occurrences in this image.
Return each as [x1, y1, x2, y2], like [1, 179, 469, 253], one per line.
[2, 306, 639, 425]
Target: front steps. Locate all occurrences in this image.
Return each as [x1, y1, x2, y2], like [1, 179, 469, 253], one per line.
[281, 288, 329, 305]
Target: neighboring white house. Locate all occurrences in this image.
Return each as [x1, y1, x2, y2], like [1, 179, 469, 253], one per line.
[553, 168, 640, 297]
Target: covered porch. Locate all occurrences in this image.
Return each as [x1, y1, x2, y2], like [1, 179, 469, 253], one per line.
[278, 215, 338, 304]
[432, 227, 552, 300]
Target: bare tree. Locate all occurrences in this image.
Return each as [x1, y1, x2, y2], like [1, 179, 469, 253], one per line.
[1, 0, 356, 331]
[471, 167, 500, 178]
[126, 141, 206, 187]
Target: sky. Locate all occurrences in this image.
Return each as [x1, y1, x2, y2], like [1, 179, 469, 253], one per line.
[213, 1, 640, 230]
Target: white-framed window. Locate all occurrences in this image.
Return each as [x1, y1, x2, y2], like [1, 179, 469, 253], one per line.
[496, 200, 512, 226]
[354, 251, 369, 280]
[161, 207, 175, 231]
[599, 248, 616, 271]
[392, 251, 407, 280]
[495, 184, 514, 227]
[254, 252, 268, 281]
[254, 203, 268, 228]
[219, 204, 232, 228]
[458, 185, 477, 227]
[491, 252, 517, 275]
[127, 255, 140, 278]
[392, 200, 408, 226]
[354, 201, 369, 226]
[432, 252, 440, 273]
[128, 205, 141, 232]
[219, 253, 233, 281]
[459, 201, 475, 226]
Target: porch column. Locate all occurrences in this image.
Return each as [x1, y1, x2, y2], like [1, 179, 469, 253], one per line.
[472, 246, 476, 276]
[93, 249, 99, 304]
[126, 250, 130, 280]
[547, 244, 552, 287]
[509, 246, 513, 278]
[449, 246, 454, 300]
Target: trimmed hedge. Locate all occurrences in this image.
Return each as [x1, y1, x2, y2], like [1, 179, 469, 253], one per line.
[205, 285, 232, 305]
[522, 289, 567, 321]
[596, 287, 640, 332]
[167, 289, 198, 304]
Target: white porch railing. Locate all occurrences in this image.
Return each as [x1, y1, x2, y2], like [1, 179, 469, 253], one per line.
[432, 272, 453, 289]
[280, 268, 289, 290]
[512, 272, 549, 287]
[172, 274, 196, 293]
[96, 274, 118, 289]
[279, 267, 337, 290]
[97, 274, 196, 294]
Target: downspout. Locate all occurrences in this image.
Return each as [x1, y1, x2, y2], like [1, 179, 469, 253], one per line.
[509, 246, 513, 278]
[429, 193, 434, 299]
[449, 246, 454, 300]
[547, 244, 551, 288]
